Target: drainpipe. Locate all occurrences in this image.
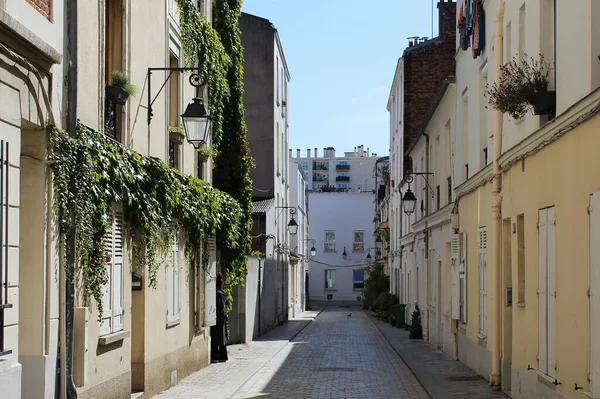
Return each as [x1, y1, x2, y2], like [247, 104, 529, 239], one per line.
[422, 132, 430, 341]
[65, 0, 78, 397]
[257, 257, 262, 336]
[490, 0, 506, 391]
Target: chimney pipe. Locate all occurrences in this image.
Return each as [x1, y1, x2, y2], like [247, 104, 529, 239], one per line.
[297, 149, 300, 158]
[367, 147, 370, 157]
[314, 148, 318, 157]
[307, 148, 311, 158]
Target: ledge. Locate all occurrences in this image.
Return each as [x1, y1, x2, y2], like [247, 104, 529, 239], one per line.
[536, 370, 558, 389]
[166, 319, 181, 329]
[516, 301, 526, 308]
[99, 330, 129, 346]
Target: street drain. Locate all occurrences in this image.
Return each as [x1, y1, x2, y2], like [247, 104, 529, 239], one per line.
[449, 375, 481, 382]
[318, 367, 356, 372]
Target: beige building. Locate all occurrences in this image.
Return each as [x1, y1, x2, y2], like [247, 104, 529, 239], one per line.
[0, 0, 64, 398]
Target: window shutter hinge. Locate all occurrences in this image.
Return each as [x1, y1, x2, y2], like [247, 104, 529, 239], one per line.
[588, 289, 591, 298]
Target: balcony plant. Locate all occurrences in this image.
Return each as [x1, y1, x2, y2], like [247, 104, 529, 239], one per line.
[106, 70, 136, 105]
[169, 121, 185, 144]
[197, 144, 214, 163]
[485, 54, 554, 120]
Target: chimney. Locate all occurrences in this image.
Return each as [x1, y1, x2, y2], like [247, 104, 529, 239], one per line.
[438, 0, 457, 40]
[296, 149, 300, 158]
[307, 148, 311, 158]
[289, 149, 292, 159]
[367, 147, 370, 157]
[314, 148, 318, 157]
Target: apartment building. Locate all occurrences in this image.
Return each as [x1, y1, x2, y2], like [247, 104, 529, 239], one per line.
[294, 145, 378, 193]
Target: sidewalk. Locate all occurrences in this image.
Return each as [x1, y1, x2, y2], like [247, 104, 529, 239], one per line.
[369, 314, 508, 399]
[154, 308, 322, 399]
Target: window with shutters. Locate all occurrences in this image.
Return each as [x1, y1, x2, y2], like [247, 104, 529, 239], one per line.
[538, 207, 556, 378]
[324, 231, 336, 252]
[479, 227, 487, 336]
[101, 208, 124, 336]
[167, 231, 181, 325]
[460, 232, 468, 323]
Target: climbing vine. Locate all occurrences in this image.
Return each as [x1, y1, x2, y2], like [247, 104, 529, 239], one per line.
[179, 0, 254, 311]
[49, 124, 245, 316]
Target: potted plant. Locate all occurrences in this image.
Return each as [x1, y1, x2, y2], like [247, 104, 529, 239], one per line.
[169, 121, 185, 144]
[409, 305, 423, 339]
[486, 54, 554, 120]
[197, 145, 213, 163]
[106, 70, 136, 105]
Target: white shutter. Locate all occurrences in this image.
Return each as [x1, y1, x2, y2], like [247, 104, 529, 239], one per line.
[479, 227, 487, 335]
[538, 208, 548, 374]
[460, 232, 468, 323]
[590, 193, 600, 396]
[166, 253, 175, 323]
[173, 233, 180, 320]
[547, 207, 556, 378]
[112, 211, 124, 332]
[205, 238, 217, 327]
[100, 261, 112, 336]
[451, 234, 460, 319]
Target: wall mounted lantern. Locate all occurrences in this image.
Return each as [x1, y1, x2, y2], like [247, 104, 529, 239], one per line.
[305, 238, 317, 257]
[342, 246, 347, 260]
[375, 235, 383, 250]
[275, 206, 298, 236]
[401, 173, 434, 215]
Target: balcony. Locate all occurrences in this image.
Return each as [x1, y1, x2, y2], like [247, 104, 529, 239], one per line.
[313, 176, 325, 182]
[336, 176, 350, 182]
[336, 164, 350, 171]
[313, 163, 329, 171]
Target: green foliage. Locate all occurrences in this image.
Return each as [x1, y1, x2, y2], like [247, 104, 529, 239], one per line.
[363, 263, 390, 310]
[49, 124, 245, 317]
[373, 292, 395, 313]
[409, 305, 423, 339]
[485, 54, 552, 120]
[169, 121, 186, 137]
[110, 70, 136, 97]
[178, 0, 254, 312]
[250, 250, 264, 258]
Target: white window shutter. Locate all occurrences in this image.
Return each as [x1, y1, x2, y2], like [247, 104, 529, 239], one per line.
[173, 233, 180, 320]
[479, 227, 487, 334]
[112, 211, 124, 332]
[590, 193, 600, 396]
[538, 208, 548, 374]
[167, 256, 175, 323]
[451, 234, 460, 319]
[205, 238, 217, 327]
[460, 232, 468, 323]
[100, 261, 112, 336]
[547, 207, 556, 378]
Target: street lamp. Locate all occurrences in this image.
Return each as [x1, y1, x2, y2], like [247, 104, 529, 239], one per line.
[342, 246, 347, 260]
[275, 206, 299, 236]
[304, 238, 317, 257]
[181, 97, 211, 149]
[366, 250, 372, 262]
[375, 235, 383, 250]
[401, 188, 418, 215]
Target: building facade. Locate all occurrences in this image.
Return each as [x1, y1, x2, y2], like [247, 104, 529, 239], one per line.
[288, 160, 308, 318]
[294, 145, 378, 193]
[308, 192, 375, 305]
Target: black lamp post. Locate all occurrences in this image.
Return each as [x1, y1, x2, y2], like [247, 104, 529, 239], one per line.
[181, 97, 211, 149]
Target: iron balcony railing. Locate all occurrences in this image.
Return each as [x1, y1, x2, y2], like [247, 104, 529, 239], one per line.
[335, 164, 350, 171]
[336, 176, 350, 182]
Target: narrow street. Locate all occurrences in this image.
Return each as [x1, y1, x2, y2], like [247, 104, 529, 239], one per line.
[156, 308, 504, 399]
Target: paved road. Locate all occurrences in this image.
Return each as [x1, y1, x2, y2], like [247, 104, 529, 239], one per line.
[155, 307, 429, 399]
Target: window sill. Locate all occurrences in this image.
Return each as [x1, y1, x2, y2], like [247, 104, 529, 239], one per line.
[166, 319, 181, 329]
[583, 392, 593, 399]
[324, 288, 337, 292]
[536, 371, 558, 389]
[516, 301, 526, 308]
[99, 330, 129, 346]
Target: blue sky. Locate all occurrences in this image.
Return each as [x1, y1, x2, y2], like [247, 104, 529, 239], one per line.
[241, 0, 440, 157]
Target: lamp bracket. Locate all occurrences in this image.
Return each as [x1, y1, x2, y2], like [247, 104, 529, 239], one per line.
[404, 173, 435, 199]
[274, 206, 297, 223]
[147, 67, 206, 125]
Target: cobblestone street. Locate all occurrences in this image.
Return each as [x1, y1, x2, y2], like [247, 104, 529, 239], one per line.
[155, 307, 505, 399]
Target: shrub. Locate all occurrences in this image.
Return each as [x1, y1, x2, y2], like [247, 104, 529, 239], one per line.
[110, 70, 137, 97]
[409, 305, 423, 339]
[363, 263, 389, 310]
[373, 292, 394, 314]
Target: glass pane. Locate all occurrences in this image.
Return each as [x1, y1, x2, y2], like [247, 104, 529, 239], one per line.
[354, 231, 364, 243]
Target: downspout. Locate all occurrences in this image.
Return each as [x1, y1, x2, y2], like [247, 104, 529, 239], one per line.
[65, 0, 79, 397]
[257, 257, 262, 336]
[423, 132, 430, 341]
[490, 0, 506, 391]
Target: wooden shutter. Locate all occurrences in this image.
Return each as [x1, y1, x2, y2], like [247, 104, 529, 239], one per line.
[590, 193, 600, 396]
[451, 234, 460, 319]
[173, 232, 180, 320]
[112, 211, 124, 332]
[479, 227, 487, 335]
[205, 238, 217, 327]
[460, 232, 468, 323]
[538, 208, 548, 374]
[547, 207, 556, 378]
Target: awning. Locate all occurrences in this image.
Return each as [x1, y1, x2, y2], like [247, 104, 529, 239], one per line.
[375, 221, 389, 232]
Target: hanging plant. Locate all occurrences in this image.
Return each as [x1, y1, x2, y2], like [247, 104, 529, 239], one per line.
[485, 53, 553, 120]
[49, 124, 245, 317]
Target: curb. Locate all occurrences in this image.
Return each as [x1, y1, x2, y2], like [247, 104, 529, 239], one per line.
[366, 310, 433, 399]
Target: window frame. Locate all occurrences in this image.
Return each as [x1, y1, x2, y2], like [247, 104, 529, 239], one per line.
[324, 269, 336, 290]
[353, 269, 365, 289]
[353, 230, 365, 252]
[324, 230, 336, 252]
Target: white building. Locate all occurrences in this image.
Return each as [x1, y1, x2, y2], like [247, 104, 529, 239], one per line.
[293, 145, 379, 193]
[288, 160, 308, 318]
[308, 192, 375, 305]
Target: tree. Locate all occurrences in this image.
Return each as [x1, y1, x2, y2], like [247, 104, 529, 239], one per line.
[363, 263, 389, 310]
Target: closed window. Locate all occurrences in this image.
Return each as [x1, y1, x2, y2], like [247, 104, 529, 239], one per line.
[353, 270, 364, 289]
[101, 208, 124, 336]
[325, 269, 336, 289]
[353, 231, 364, 252]
[324, 231, 336, 251]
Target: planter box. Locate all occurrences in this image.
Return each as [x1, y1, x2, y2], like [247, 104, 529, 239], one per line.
[105, 85, 130, 105]
[532, 90, 556, 116]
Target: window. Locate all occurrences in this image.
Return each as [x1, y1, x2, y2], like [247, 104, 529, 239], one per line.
[436, 185, 441, 210]
[301, 161, 308, 170]
[353, 231, 364, 251]
[168, 48, 182, 170]
[479, 227, 487, 336]
[167, 231, 181, 324]
[465, 164, 469, 180]
[447, 177, 452, 204]
[325, 269, 336, 289]
[337, 184, 348, 190]
[101, 208, 124, 336]
[517, 214, 525, 304]
[353, 270, 365, 289]
[324, 231, 336, 251]
[483, 147, 488, 166]
[104, 0, 124, 142]
[538, 207, 556, 377]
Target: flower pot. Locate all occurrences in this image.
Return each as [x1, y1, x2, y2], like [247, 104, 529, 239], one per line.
[531, 90, 556, 116]
[105, 85, 130, 105]
[169, 132, 184, 144]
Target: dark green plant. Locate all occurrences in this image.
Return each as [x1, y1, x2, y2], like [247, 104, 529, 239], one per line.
[169, 121, 186, 137]
[110, 70, 136, 97]
[49, 124, 245, 318]
[373, 292, 394, 314]
[409, 305, 423, 339]
[363, 263, 390, 310]
[485, 53, 552, 120]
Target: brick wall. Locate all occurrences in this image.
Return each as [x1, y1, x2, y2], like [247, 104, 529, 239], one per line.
[26, 0, 51, 20]
[403, 0, 456, 150]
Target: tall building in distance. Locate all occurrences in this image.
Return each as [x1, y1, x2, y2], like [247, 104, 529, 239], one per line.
[292, 145, 379, 193]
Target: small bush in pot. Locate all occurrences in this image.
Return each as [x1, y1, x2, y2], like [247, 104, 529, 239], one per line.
[106, 71, 136, 105]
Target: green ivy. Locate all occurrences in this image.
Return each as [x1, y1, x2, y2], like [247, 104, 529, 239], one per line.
[49, 124, 245, 316]
[179, 0, 254, 311]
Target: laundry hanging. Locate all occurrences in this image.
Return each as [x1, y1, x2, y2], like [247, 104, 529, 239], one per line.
[457, 0, 471, 51]
[472, 0, 486, 58]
